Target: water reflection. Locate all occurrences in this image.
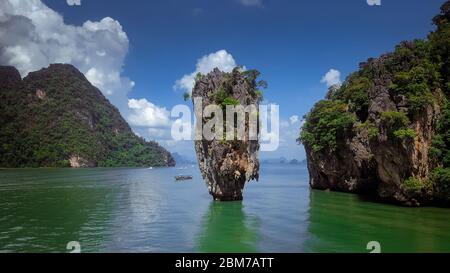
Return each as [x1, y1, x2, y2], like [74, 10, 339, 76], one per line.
[0, 169, 116, 253]
[305, 190, 450, 253]
[102, 167, 209, 252]
[2, 166, 450, 253]
[103, 169, 165, 252]
[196, 202, 259, 253]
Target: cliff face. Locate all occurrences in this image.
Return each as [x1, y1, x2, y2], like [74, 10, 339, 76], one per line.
[305, 56, 442, 206]
[192, 68, 263, 201]
[301, 2, 450, 206]
[0, 64, 175, 168]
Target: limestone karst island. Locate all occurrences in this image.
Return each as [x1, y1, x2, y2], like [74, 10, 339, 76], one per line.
[0, 0, 449, 259]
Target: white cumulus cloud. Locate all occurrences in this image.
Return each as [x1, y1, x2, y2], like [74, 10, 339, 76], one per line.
[128, 99, 171, 128]
[237, 0, 263, 7]
[321, 69, 342, 87]
[0, 0, 185, 151]
[0, 0, 132, 110]
[290, 115, 299, 125]
[174, 50, 239, 93]
[66, 0, 81, 6]
[367, 0, 381, 6]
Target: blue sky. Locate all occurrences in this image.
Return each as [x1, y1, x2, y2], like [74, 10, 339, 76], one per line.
[3, 0, 446, 160]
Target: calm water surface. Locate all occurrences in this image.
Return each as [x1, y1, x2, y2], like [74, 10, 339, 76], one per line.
[0, 164, 449, 253]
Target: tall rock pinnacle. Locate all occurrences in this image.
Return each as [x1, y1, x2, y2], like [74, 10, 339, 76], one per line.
[192, 68, 265, 201]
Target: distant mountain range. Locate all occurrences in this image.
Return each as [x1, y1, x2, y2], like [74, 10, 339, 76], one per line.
[262, 157, 307, 165]
[171, 153, 197, 164]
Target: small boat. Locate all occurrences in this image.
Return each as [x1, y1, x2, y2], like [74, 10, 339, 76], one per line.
[175, 175, 193, 181]
[148, 167, 153, 170]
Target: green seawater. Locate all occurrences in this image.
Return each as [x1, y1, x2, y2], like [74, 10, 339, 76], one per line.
[0, 164, 449, 253]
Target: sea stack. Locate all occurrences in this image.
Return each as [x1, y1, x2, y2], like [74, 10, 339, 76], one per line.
[192, 68, 265, 201]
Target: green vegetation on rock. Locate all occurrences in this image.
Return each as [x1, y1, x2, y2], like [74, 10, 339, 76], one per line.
[403, 177, 426, 191]
[381, 111, 416, 140]
[334, 75, 371, 121]
[300, 100, 356, 152]
[213, 87, 240, 106]
[183, 92, 191, 101]
[357, 121, 379, 139]
[0, 64, 175, 168]
[210, 68, 266, 108]
[429, 2, 450, 191]
[431, 168, 450, 202]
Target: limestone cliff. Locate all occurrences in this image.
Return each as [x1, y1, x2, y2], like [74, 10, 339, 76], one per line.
[0, 64, 175, 168]
[192, 68, 264, 201]
[300, 2, 450, 206]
